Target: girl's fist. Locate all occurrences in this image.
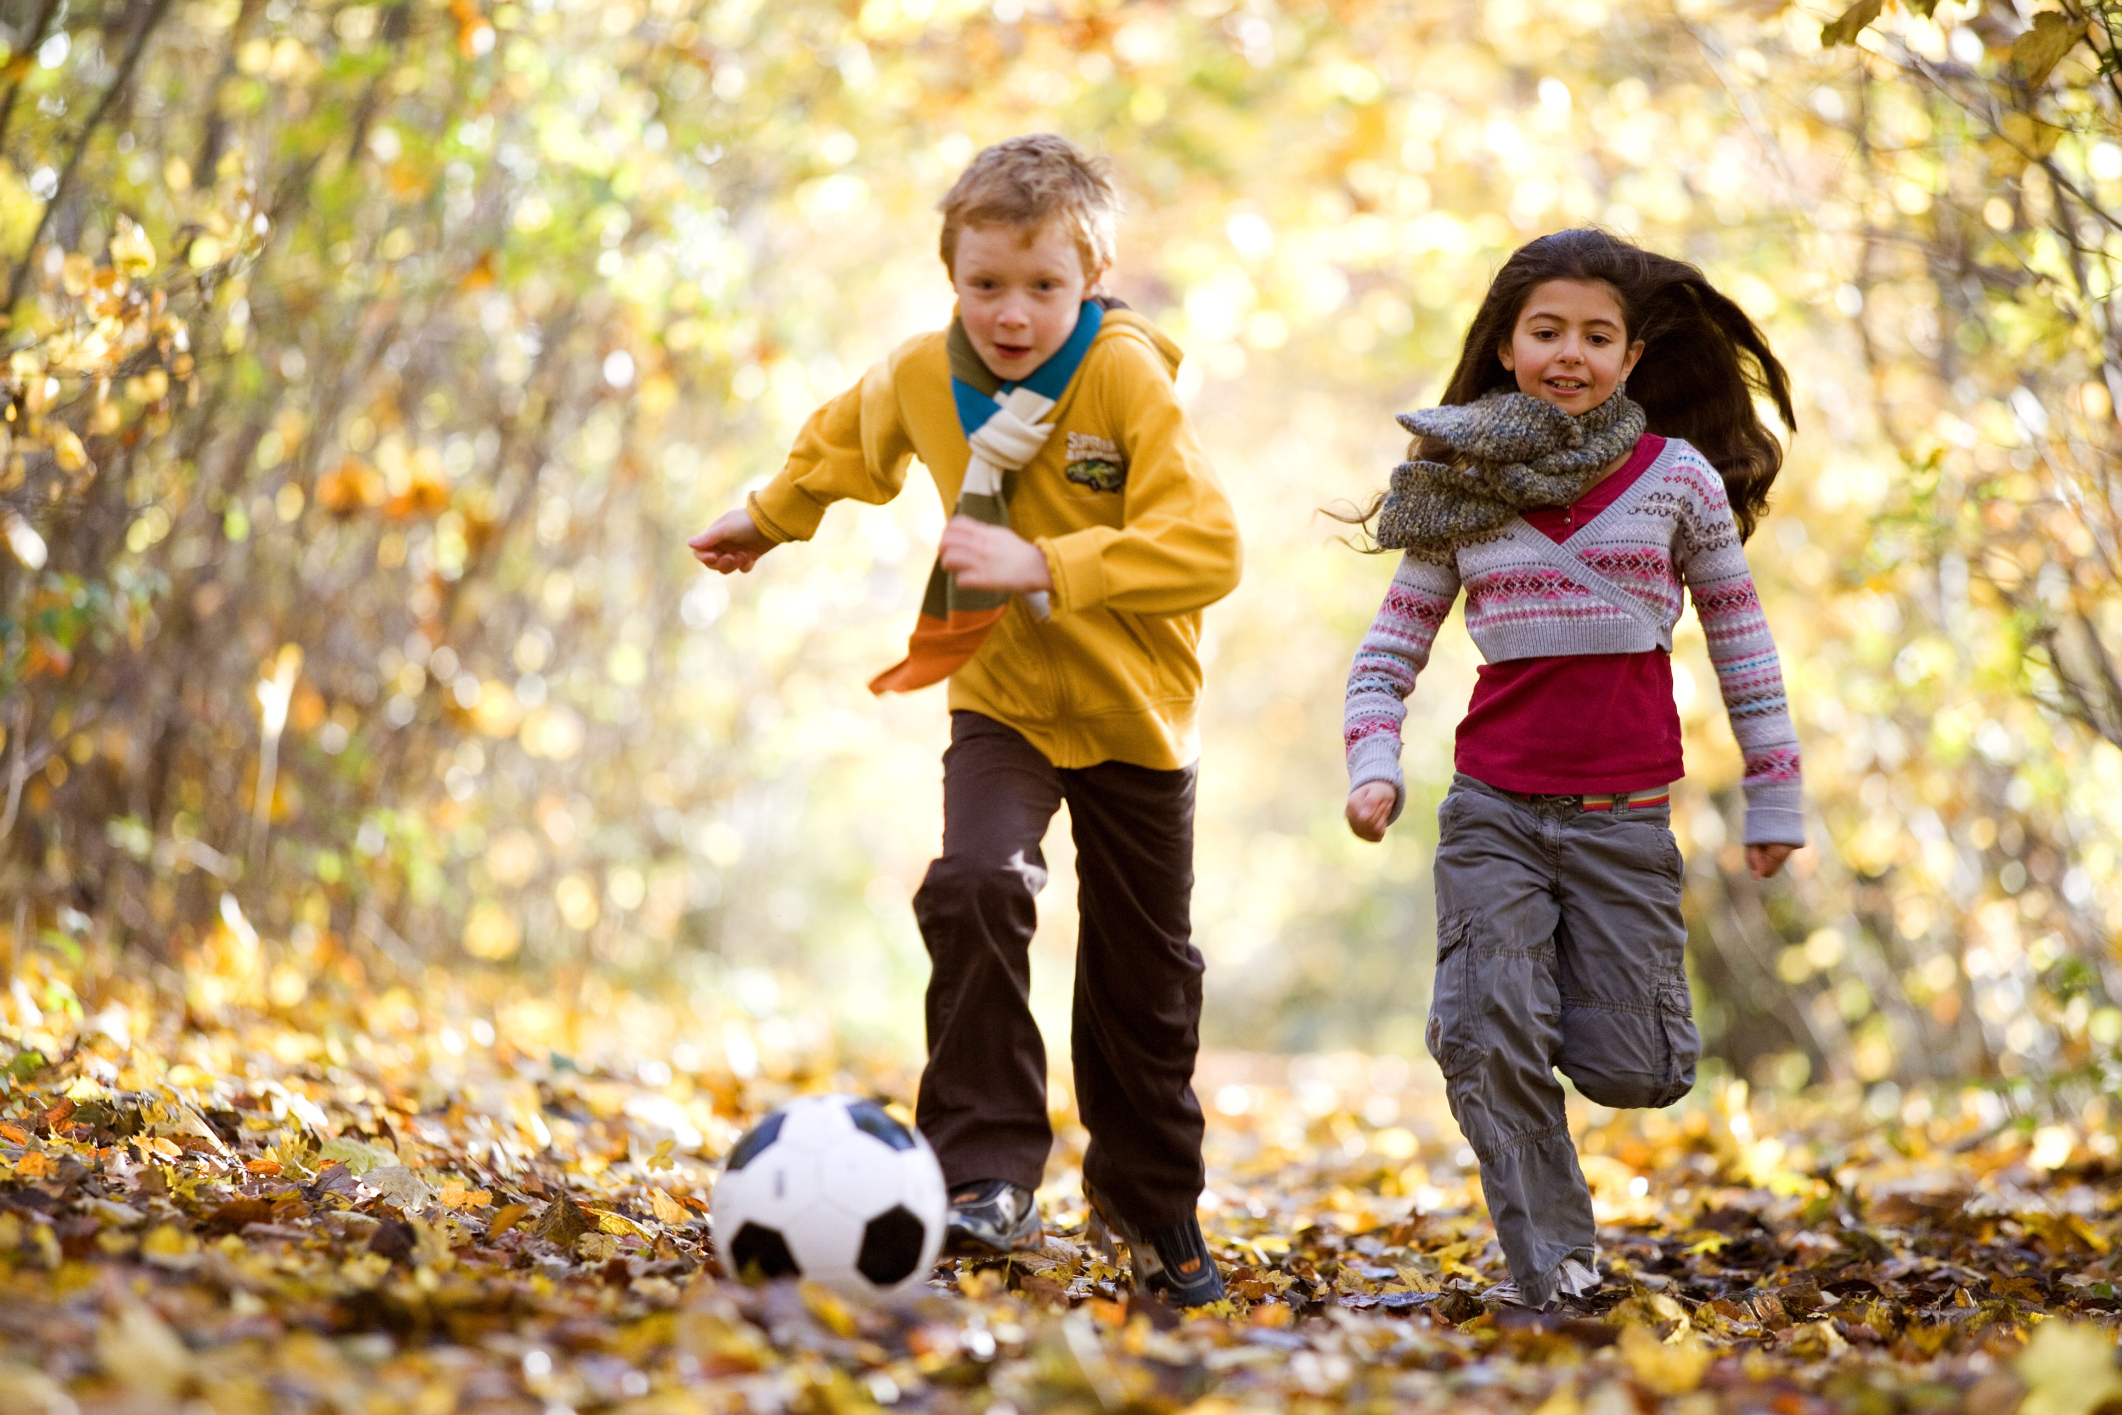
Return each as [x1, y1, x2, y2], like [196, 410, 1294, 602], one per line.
[1346, 782, 1396, 842]
[1747, 842, 1796, 879]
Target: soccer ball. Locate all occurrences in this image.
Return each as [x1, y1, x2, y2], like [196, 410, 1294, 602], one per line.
[710, 1095, 947, 1297]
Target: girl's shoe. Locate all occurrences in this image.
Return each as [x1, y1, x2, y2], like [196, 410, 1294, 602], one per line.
[1085, 1184, 1227, 1307]
[1483, 1257, 1602, 1312]
[944, 1179, 1043, 1255]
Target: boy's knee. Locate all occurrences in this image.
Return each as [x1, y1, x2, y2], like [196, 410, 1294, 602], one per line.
[913, 849, 1046, 926]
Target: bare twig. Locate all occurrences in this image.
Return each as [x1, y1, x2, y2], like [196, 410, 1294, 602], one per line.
[0, 0, 66, 158]
[3, 0, 176, 315]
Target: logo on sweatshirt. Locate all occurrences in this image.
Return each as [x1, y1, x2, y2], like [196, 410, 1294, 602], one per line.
[1063, 432, 1125, 493]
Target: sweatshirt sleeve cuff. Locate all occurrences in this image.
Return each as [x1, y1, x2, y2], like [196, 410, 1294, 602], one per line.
[1038, 531, 1108, 615]
[1742, 783, 1805, 847]
[747, 480, 824, 544]
[1347, 734, 1408, 826]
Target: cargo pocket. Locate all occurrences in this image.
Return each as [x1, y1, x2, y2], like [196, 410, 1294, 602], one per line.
[1651, 978, 1700, 1107]
[1426, 913, 1488, 1080]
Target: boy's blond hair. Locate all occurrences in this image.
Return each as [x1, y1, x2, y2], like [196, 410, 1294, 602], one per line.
[938, 135, 1119, 280]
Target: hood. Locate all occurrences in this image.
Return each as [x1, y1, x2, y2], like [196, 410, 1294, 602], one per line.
[1095, 307, 1184, 376]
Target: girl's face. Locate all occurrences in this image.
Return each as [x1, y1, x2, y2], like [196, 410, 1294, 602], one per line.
[1498, 278, 1645, 416]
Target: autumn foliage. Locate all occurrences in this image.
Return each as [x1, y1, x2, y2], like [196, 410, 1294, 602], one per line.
[1, 0, 2122, 1407]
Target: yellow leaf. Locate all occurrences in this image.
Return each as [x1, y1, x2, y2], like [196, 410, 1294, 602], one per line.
[801, 1281, 858, 1337]
[648, 1187, 689, 1226]
[1619, 1324, 1711, 1396]
[13, 1151, 50, 1179]
[594, 1208, 650, 1239]
[140, 1223, 200, 1269]
[648, 1138, 676, 1171]
[109, 217, 155, 278]
[436, 1181, 492, 1210]
[2019, 1321, 2122, 1415]
[2012, 11, 2083, 87]
[1787, 1319, 1850, 1360]
[486, 1202, 532, 1238]
[1821, 0, 1882, 47]
[96, 1300, 191, 1397]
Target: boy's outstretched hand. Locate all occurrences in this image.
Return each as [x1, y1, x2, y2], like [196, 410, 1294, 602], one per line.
[689, 509, 776, 574]
[938, 516, 1054, 594]
[1748, 843, 1795, 879]
[1346, 782, 1395, 842]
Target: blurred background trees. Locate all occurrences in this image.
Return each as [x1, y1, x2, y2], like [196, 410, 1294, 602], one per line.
[0, 0, 2116, 1118]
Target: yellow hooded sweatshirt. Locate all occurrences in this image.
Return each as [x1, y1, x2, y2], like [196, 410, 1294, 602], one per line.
[747, 309, 1242, 771]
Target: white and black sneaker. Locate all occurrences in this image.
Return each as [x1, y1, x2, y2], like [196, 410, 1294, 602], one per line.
[1085, 1184, 1226, 1307]
[944, 1179, 1044, 1256]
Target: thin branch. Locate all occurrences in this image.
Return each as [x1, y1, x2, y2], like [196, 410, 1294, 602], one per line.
[0, 0, 64, 158]
[3, 0, 176, 315]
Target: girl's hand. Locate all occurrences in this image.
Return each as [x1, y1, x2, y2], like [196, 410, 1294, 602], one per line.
[938, 516, 1054, 593]
[1346, 782, 1396, 842]
[689, 508, 776, 574]
[1748, 843, 1796, 879]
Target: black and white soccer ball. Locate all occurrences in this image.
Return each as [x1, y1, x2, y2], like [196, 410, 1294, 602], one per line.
[710, 1095, 947, 1297]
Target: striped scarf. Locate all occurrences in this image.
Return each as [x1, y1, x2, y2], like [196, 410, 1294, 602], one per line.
[869, 301, 1103, 694]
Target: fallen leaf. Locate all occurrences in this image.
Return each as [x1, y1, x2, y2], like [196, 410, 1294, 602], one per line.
[648, 1187, 689, 1226]
[2018, 1321, 2122, 1415]
[530, 1191, 592, 1246]
[96, 1300, 191, 1397]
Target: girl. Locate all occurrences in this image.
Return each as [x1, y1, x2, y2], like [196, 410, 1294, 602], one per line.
[1340, 228, 1803, 1311]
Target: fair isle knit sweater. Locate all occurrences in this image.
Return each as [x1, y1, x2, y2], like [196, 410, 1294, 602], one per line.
[1344, 436, 1804, 845]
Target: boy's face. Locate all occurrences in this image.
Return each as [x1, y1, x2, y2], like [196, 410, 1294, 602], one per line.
[951, 220, 1104, 382]
[1498, 278, 1645, 416]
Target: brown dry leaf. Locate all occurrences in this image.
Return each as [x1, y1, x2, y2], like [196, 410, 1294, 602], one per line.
[530, 1190, 592, 1245]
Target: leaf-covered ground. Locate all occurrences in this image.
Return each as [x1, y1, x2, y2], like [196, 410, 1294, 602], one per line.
[0, 948, 2118, 1415]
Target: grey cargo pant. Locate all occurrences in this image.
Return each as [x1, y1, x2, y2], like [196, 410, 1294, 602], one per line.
[1429, 773, 1700, 1308]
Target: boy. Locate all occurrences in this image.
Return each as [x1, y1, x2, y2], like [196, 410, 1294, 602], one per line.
[688, 135, 1241, 1304]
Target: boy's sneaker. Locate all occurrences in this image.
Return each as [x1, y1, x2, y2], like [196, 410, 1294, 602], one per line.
[1084, 1185, 1226, 1307]
[944, 1179, 1043, 1255]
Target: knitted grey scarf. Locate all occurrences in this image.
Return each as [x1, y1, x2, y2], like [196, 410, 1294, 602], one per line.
[1375, 388, 1646, 553]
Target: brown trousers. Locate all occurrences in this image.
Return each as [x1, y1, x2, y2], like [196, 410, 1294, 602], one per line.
[913, 711, 1207, 1230]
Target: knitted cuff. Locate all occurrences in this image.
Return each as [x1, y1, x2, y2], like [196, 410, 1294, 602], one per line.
[1346, 734, 1408, 826]
[1741, 782, 1805, 847]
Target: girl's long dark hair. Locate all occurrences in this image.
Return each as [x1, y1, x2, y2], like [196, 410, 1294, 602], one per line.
[1355, 228, 1796, 542]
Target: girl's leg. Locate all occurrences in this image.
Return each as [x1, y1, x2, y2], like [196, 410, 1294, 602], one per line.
[1429, 776, 1599, 1309]
[1550, 799, 1698, 1112]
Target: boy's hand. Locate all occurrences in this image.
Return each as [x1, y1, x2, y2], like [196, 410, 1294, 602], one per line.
[1346, 783, 1395, 843]
[1747, 843, 1796, 879]
[938, 516, 1054, 593]
[689, 508, 776, 574]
